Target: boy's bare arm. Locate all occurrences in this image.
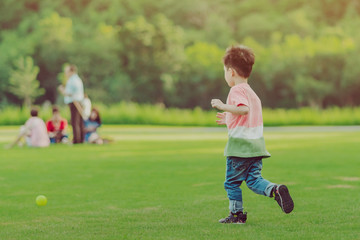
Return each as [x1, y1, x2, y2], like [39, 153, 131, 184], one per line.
[211, 99, 249, 115]
[222, 104, 249, 115]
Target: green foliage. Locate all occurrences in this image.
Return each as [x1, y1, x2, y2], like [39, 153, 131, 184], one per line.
[8, 56, 44, 107]
[294, 75, 332, 107]
[1, 103, 360, 126]
[173, 42, 226, 108]
[118, 14, 186, 103]
[263, 107, 360, 126]
[38, 12, 73, 46]
[0, 27, 37, 100]
[36, 12, 73, 68]
[245, 33, 356, 108]
[97, 102, 216, 126]
[1, 0, 360, 108]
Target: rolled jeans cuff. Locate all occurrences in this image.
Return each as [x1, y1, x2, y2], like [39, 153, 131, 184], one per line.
[265, 183, 276, 197]
[229, 199, 243, 213]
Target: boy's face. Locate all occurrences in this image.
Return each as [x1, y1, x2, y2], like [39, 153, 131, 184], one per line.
[224, 66, 235, 87]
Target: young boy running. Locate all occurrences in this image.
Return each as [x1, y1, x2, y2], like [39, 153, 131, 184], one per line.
[211, 45, 294, 224]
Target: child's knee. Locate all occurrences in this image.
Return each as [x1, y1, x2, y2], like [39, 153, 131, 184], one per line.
[245, 177, 261, 189]
[224, 180, 241, 191]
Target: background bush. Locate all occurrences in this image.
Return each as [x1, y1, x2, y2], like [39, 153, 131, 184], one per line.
[1, 0, 360, 109]
[1, 103, 359, 126]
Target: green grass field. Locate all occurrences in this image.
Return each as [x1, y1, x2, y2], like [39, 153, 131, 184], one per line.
[0, 126, 359, 240]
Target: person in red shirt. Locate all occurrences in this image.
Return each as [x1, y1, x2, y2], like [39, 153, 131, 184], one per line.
[46, 106, 69, 143]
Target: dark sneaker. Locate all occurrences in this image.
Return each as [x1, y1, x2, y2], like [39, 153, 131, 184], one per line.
[219, 212, 247, 224]
[273, 185, 294, 214]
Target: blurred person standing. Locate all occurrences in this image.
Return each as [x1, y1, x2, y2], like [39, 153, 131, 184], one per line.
[58, 64, 85, 144]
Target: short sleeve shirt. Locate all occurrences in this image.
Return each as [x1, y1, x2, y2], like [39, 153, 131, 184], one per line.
[46, 119, 68, 133]
[224, 83, 270, 158]
[64, 74, 84, 104]
[25, 117, 50, 147]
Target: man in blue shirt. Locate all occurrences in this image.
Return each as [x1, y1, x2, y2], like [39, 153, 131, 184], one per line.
[58, 64, 85, 144]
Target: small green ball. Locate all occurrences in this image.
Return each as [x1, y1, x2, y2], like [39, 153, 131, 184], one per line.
[36, 195, 47, 206]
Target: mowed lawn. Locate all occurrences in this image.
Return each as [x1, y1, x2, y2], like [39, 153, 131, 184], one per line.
[0, 126, 359, 240]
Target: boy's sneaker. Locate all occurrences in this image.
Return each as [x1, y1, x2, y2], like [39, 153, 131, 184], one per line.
[272, 185, 294, 214]
[219, 211, 247, 224]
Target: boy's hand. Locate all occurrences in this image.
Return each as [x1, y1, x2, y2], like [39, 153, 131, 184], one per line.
[216, 112, 226, 125]
[211, 99, 225, 110]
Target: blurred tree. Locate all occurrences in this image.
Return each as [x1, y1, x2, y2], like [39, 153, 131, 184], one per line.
[0, 21, 38, 105]
[118, 14, 185, 104]
[337, 2, 360, 106]
[34, 12, 73, 103]
[0, 0, 41, 30]
[8, 56, 44, 107]
[67, 21, 122, 103]
[173, 41, 225, 109]
[294, 75, 333, 107]
[1, 0, 360, 109]
[201, 14, 233, 48]
[313, 0, 358, 25]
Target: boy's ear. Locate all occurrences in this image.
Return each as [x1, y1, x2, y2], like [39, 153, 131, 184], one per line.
[230, 68, 236, 77]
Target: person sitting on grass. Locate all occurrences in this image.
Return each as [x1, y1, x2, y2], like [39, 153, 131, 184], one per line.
[6, 107, 50, 148]
[84, 108, 103, 144]
[211, 45, 294, 224]
[46, 106, 69, 144]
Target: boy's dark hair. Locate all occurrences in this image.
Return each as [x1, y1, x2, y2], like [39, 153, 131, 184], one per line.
[30, 107, 38, 117]
[223, 45, 255, 78]
[52, 106, 59, 113]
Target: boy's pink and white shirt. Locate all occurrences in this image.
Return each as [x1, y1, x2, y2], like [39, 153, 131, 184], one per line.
[224, 83, 270, 158]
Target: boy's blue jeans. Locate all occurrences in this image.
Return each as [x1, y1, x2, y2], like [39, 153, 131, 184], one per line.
[225, 156, 275, 213]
